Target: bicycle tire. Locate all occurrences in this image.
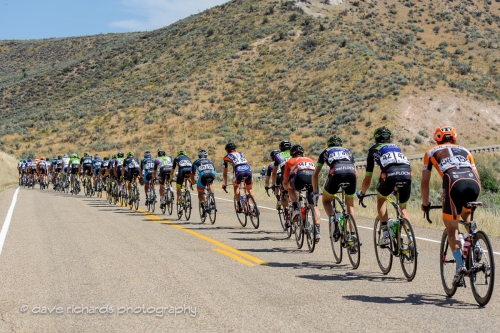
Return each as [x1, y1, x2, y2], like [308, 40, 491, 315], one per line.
[294, 200, 304, 249]
[134, 186, 139, 210]
[149, 188, 155, 213]
[234, 197, 247, 227]
[277, 207, 286, 231]
[285, 211, 292, 239]
[208, 193, 216, 225]
[374, 217, 393, 275]
[346, 215, 361, 269]
[440, 229, 458, 297]
[305, 205, 316, 253]
[166, 189, 173, 215]
[330, 215, 342, 264]
[247, 195, 259, 229]
[399, 218, 417, 281]
[184, 190, 191, 220]
[469, 230, 495, 306]
[176, 198, 183, 219]
[199, 198, 206, 223]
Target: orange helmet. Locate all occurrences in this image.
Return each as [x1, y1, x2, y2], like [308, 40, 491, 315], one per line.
[35, 159, 39, 162]
[434, 125, 457, 144]
[40, 156, 45, 160]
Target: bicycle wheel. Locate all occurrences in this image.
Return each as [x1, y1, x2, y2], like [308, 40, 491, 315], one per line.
[294, 201, 304, 249]
[208, 193, 216, 225]
[277, 207, 286, 231]
[469, 230, 495, 306]
[305, 205, 316, 253]
[346, 215, 361, 269]
[399, 218, 417, 281]
[330, 215, 342, 264]
[184, 190, 191, 220]
[233, 198, 247, 227]
[199, 199, 207, 223]
[247, 195, 259, 229]
[176, 198, 183, 219]
[149, 189, 155, 213]
[285, 211, 292, 239]
[440, 230, 458, 297]
[166, 189, 173, 215]
[373, 217, 393, 275]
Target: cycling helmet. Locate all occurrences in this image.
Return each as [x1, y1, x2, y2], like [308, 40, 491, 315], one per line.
[290, 144, 304, 156]
[40, 156, 45, 160]
[127, 151, 135, 157]
[157, 149, 166, 157]
[224, 142, 236, 152]
[57, 156, 62, 159]
[35, 159, 39, 162]
[23, 160, 26, 163]
[143, 151, 151, 158]
[177, 150, 187, 156]
[112, 154, 117, 159]
[71, 153, 77, 158]
[198, 149, 208, 158]
[270, 149, 280, 159]
[117, 152, 124, 158]
[279, 140, 291, 151]
[103, 156, 109, 161]
[84, 152, 90, 157]
[63, 154, 68, 158]
[373, 126, 392, 142]
[327, 135, 343, 147]
[434, 125, 457, 144]
[94, 154, 100, 159]
[27, 158, 32, 162]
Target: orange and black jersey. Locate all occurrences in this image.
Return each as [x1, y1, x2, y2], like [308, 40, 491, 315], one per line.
[423, 144, 476, 178]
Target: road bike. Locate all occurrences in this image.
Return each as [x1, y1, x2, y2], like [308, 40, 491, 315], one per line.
[95, 173, 103, 198]
[71, 175, 81, 195]
[291, 184, 317, 253]
[359, 182, 418, 281]
[329, 182, 361, 269]
[224, 177, 259, 229]
[425, 203, 495, 306]
[83, 174, 94, 197]
[176, 178, 192, 220]
[266, 185, 287, 233]
[199, 179, 217, 224]
[128, 181, 140, 211]
[161, 183, 175, 215]
[145, 179, 157, 213]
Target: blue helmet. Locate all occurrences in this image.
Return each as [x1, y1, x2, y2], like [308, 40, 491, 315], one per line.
[23, 160, 26, 163]
[27, 158, 32, 162]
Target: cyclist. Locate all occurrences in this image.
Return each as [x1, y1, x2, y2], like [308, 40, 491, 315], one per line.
[357, 126, 412, 246]
[140, 151, 156, 203]
[155, 150, 173, 210]
[313, 135, 357, 241]
[170, 150, 193, 212]
[53, 155, 63, 189]
[123, 152, 140, 203]
[272, 140, 292, 216]
[80, 152, 93, 189]
[91, 154, 103, 190]
[50, 156, 58, 184]
[113, 152, 125, 188]
[421, 125, 481, 285]
[26, 158, 35, 184]
[260, 166, 266, 179]
[101, 156, 111, 190]
[190, 149, 217, 216]
[265, 149, 280, 204]
[62, 153, 70, 173]
[37, 157, 48, 186]
[283, 144, 321, 242]
[17, 159, 24, 184]
[222, 142, 256, 213]
[68, 153, 81, 192]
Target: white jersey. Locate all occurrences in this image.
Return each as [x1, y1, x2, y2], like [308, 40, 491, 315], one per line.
[62, 157, 70, 168]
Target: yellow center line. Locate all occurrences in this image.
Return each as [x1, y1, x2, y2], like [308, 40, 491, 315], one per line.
[213, 248, 254, 266]
[135, 208, 267, 265]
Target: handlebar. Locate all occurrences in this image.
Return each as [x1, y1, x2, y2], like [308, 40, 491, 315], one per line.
[358, 193, 377, 208]
[222, 183, 234, 193]
[264, 184, 281, 197]
[422, 205, 442, 224]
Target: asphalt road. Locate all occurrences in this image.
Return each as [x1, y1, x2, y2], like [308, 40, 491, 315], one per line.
[0, 186, 499, 332]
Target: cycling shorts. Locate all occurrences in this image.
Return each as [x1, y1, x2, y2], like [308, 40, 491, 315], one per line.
[176, 168, 191, 186]
[442, 169, 480, 220]
[377, 165, 412, 205]
[55, 168, 62, 173]
[157, 167, 172, 185]
[324, 172, 357, 197]
[142, 171, 153, 184]
[63, 166, 68, 173]
[276, 173, 283, 187]
[82, 165, 92, 176]
[126, 168, 140, 182]
[233, 171, 253, 186]
[115, 166, 123, 178]
[70, 167, 79, 175]
[289, 171, 314, 204]
[197, 172, 216, 190]
[93, 167, 101, 176]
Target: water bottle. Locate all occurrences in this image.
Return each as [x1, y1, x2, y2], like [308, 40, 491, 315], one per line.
[300, 207, 306, 220]
[392, 219, 398, 236]
[463, 236, 471, 258]
[387, 219, 395, 238]
[240, 195, 246, 210]
[336, 212, 344, 232]
[459, 233, 465, 251]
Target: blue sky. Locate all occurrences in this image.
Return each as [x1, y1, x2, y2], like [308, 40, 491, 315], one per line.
[0, 0, 229, 40]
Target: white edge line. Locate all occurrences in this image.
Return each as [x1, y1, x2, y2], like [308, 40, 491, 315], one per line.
[0, 187, 20, 256]
[215, 196, 500, 256]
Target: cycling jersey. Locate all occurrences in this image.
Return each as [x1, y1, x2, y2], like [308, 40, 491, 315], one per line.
[114, 157, 125, 168]
[68, 157, 81, 174]
[155, 156, 173, 185]
[223, 152, 252, 185]
[365, 143, 410, 175]
[173, 155, 192, 185]
[102, 160, 110, 169]
[55, 159, 63, 171]
[62, 156, 70, 172]
[423, 144, 476, 177]
[192, 158, 217, 190]
[318, 147, 356, 197]
[266, 163, 274, 177]
[273, 150, 291, 173]
[141, 157, 156, 174]
[123, 157, 140, 182]
[92, 158, 103, 170]
[284, 156, 316, 203]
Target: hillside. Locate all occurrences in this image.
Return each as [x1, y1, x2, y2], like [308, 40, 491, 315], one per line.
[1, 0, 500, 166]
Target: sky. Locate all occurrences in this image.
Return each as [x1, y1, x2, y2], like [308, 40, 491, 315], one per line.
[0, 0, 229, 40]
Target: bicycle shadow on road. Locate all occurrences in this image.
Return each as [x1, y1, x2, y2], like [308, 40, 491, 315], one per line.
[343, 293, 478, 308]
[244, 247, 309, 254]
[296, 271, 405, 283]
[265, 260, 355, 270]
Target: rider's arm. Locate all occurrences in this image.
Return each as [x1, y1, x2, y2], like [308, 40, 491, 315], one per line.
[282, 162, 290, 190]
[421, 170, 431, 206]
[271, 163, 277, 185]
[360, 148, 375, 195]
[312, 165, 322, 194]
[222, 159, 229, 185]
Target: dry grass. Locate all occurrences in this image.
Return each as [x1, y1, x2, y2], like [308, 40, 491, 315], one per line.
[0, 151, 18, 193]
